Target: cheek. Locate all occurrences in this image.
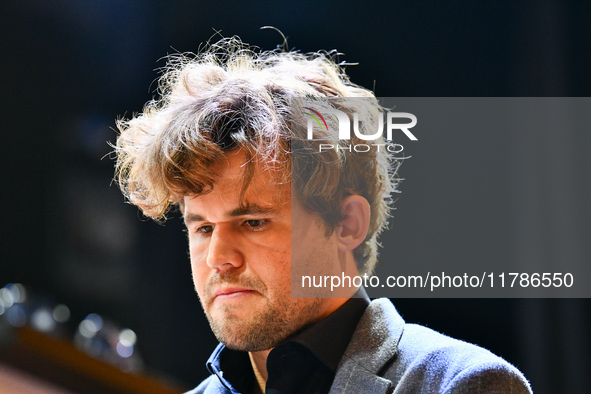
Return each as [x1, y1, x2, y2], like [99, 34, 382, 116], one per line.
[188, 234, 209, 264]
[189, 241, 209, 294]
[191, 264, 209, 303]
[257, 249, 292, 294]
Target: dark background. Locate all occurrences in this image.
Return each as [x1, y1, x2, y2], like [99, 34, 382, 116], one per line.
[1, 1, 590, 393]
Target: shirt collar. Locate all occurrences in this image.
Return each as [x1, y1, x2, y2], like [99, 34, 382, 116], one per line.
[206, 343, 252, 393]
[287, 286, 370, 372]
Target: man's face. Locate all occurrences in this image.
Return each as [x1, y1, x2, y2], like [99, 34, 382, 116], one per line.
[184, 150, 341, 351]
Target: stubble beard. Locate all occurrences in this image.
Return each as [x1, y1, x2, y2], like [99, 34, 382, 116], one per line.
[200, 271, 323, 352]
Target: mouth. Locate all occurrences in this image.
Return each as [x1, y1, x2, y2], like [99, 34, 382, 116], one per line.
[212, 287, 258, 303]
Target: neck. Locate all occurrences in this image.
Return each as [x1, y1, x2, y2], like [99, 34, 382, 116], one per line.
[249, 349, 271, 394]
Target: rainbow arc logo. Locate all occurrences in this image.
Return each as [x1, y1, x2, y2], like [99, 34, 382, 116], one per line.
[304, 107, 329, 132]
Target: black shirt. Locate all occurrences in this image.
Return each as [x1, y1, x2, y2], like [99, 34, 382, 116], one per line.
[205, 288, 370, 394]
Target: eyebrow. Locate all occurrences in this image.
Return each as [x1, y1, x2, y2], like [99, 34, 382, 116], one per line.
[183, 204, 279, 225]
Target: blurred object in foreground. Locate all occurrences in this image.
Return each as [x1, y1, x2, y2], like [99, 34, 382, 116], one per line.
[0, 283, 185, 393]
[0, 362, 76, 394]
[0, 283, 70, 339]
[75, 313, 143, 373]
[0, 283, 144, 372]
[0, 325, 183, 394]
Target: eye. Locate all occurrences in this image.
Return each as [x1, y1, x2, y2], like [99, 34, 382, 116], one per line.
[196, 225, 214, 234]
[244, 219, 268, 231]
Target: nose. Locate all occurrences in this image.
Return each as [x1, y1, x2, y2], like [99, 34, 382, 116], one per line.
[206, 226, 244, 270]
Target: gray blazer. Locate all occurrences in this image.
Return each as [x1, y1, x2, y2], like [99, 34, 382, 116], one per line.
[189, 298, 533, 393]
[330, 298, 532, 393]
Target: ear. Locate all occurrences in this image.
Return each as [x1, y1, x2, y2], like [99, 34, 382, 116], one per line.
[335, 195, 370, 252]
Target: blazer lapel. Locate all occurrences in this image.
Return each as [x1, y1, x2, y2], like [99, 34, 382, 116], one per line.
[329, 299, 405, 394]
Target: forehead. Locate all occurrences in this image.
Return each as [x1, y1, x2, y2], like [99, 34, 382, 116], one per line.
[183, 150, 290, 215]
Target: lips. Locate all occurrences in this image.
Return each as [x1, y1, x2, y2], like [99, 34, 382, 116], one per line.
[204, 274, 266, 305]
[212, 287, 257, 301]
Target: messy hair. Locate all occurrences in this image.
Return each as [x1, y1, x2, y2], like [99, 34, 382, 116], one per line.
[114, 37, 400, 274]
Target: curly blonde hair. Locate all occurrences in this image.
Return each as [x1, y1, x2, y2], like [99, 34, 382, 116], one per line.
[114, 37, 400, 274]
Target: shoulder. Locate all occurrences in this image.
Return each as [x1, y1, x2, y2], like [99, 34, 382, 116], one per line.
[391, 323, 532, 393]
[184, 375, 227, 394]
[339, 298, 532, 393]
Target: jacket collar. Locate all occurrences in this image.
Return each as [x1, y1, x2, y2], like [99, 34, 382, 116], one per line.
[329, 298, 405, 394]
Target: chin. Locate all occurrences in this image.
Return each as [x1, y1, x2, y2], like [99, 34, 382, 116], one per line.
[209, 315, 294, 352]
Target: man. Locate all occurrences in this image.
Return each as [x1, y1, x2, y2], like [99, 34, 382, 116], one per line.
[114, 38, 532, 393]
